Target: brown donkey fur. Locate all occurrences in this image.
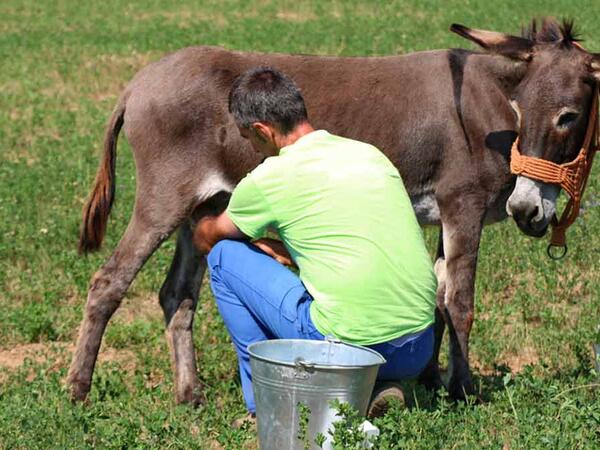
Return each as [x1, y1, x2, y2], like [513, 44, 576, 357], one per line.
[69, 19, 600, 404]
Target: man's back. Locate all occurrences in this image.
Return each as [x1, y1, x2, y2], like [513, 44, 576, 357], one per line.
[227, 130, 436, 344]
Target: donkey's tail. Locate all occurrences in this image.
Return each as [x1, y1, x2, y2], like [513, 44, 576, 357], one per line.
[78, 98, 126, 254]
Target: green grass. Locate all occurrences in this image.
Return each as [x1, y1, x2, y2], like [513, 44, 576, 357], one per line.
[1, 0, 600, 448]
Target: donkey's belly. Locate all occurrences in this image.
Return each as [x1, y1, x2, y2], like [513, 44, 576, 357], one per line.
[411, 191, 511, 227]
[195, 172, 235, 204]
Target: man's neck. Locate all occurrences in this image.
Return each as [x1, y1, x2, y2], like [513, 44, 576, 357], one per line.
[275, 122, 316, 149]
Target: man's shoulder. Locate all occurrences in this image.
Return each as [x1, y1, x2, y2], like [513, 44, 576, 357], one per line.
[247, 155, 287, 185]
[324, 132, 398, 173]
[324, 132, 385, 155]
[320, 130, 368, 146]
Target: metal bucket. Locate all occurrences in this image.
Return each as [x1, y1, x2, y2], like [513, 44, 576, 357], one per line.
[248, 338, 385, 450]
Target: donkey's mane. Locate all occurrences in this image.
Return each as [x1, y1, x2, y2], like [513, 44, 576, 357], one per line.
[522, 18, 581, 46]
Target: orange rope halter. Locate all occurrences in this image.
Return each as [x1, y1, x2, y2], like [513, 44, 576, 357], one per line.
[510, 85, 599, 258]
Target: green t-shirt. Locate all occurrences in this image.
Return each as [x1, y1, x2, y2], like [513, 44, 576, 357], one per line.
[226, 130, 436, 345]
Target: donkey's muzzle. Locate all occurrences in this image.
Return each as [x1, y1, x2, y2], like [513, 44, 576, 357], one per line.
[510, 204, 549, 238]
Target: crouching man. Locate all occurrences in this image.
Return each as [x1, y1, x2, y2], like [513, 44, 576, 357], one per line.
[193, 67, 436, 422]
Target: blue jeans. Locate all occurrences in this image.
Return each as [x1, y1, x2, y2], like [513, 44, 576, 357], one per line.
[207, 239, 433, 412]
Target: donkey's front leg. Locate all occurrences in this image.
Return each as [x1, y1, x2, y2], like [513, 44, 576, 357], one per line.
[418, 231, 446, 391]
[439, 196, 485, 400]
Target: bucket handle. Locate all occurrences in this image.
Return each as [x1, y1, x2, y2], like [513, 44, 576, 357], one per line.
[293, 337, 340, 375]
[294, 357, 316, 373]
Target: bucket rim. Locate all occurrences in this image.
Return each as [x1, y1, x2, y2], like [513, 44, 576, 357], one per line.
[248, 338, 386, 369]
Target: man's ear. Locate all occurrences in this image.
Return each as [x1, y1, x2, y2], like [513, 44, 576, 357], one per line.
[451, 24, 534, 61]
[589, 54, 600, 83]
[251, 122, 273, 142]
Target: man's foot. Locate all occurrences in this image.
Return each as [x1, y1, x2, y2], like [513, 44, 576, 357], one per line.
[367, 382, 405, 419]
[232, 412, 257, 430]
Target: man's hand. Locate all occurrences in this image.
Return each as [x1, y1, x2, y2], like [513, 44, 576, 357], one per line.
[252, 238, 297, 268]
[193, 212, 246, 254]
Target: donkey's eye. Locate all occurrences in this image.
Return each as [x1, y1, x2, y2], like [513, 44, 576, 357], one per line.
[556, 111, 579, 128]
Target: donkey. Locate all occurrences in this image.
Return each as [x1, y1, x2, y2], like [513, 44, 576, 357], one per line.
[68, 18, 600, 404]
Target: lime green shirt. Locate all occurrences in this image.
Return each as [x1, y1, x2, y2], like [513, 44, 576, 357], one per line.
[226, 130, 436, 345]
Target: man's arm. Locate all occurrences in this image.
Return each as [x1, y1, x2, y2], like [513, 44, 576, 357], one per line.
[193, 212, 296, 267]
[252, 238, 297, 267]
[193, 212, 246, 254]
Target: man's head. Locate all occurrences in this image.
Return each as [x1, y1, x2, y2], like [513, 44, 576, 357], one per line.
[229, 67, 309, 156]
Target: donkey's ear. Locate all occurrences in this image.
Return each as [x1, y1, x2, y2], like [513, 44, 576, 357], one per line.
[589, 54, 600, 83]
[451, 24, 534, 61]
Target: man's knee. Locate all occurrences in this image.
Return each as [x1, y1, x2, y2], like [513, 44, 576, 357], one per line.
[207, 239, 248, 269]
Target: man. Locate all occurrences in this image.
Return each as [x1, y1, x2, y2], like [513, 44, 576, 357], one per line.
[194, 67, 437, 421]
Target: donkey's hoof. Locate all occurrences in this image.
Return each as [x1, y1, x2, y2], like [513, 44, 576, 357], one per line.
[417, 366, 445, 392]
[68, 381, 91, 403]
[447, 378, 476, 401]
[176, 384, 205, 407]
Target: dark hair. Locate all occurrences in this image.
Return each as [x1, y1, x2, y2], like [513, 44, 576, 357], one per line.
[521, 18, 581, 47]
[228, 66, 308, 134]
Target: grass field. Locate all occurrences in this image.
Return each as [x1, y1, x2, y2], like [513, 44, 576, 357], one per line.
[1, 0, 600, 448]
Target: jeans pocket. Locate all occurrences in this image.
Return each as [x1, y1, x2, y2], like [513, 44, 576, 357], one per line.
[279, 285, 307, 322]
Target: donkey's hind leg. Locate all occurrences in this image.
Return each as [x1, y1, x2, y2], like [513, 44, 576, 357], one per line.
[418, 229, 447, 391]
[158, 192, 230, 405]
[159, 223, 206, 406]
[68, 210, 182, 402]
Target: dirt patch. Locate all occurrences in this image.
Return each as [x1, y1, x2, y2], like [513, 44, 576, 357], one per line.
[33, 51, 157, 107]
[136, 9, 229, 28]
[82, 51, 158, 102]
[4, 51, 158, 158]
[206, 440, 225, 450]
[0, 341, 137, 378]
[242, 440, 259, 450]
[88, 52, 157, 71]
[275, 9, 316, 22]
[113, 292, 164, 324]
[499, 345, 539, 373]
[0, 79, 25, 96]
[0, 343, 54, 370]
[471, 344, 540, 377]
[325, 1, 425, 21]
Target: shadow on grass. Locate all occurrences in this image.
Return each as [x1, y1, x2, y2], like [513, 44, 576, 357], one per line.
[396, 359, 595, 413]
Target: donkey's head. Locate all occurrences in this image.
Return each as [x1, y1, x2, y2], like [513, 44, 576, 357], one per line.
[452, 18, 600, 237]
